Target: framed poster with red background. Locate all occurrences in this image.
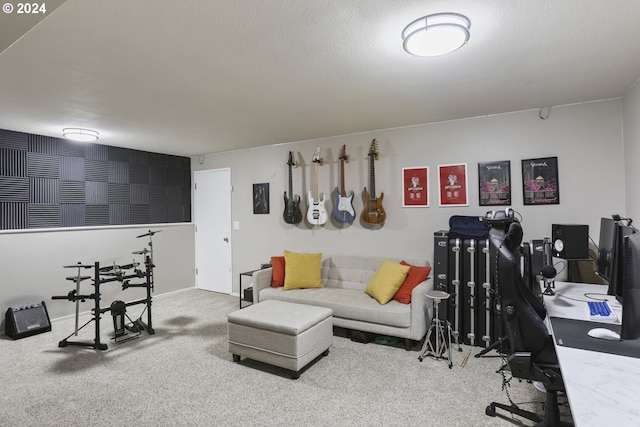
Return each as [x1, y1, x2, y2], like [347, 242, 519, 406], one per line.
[402, 167, 429, 207]
[438, 163, 468, 207]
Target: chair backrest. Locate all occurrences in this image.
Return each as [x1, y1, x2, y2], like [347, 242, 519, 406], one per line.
[489, 223, 550, 358]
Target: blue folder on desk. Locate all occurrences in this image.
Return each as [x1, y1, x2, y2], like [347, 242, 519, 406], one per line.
[549, 317, 640, 359]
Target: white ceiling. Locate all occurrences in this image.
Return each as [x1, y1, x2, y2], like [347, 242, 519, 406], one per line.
[1, 0, 640, 157]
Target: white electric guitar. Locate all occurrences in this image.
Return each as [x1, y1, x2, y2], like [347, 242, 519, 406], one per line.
[306, 147, 328, 225]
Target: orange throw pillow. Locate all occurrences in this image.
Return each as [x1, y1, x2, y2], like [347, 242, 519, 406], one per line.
[393, 261, 432, 304]
[271, 256, 285, 287]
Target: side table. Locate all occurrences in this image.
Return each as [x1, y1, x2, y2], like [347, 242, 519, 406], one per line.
[239, 268, 266, 309]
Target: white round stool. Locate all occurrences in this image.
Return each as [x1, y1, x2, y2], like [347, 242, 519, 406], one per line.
[418, 289, 453, 368]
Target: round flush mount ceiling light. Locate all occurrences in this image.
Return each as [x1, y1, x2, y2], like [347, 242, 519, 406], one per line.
[62, 128, 99, 142]
[402, 13, 471, 57]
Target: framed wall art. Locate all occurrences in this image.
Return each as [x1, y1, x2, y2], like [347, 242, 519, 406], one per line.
[402, 167, 429, 207]
[478, 160, 511, 206]
[253, 183, 270, 214]
[438, 163, 468, 207]
[521, 156, 560, 205]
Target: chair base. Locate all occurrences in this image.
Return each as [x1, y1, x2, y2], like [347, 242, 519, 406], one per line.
[486, 389, 572, 427]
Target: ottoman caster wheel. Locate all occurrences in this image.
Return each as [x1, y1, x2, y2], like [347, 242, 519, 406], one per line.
[291, 371, 300, 380]
[232, 354, 241, 363]
[323, 349, 330, 357]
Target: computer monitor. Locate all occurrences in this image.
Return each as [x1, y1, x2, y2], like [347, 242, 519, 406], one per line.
[621, 230, 640, 340]
[596, 217, 616, 285]
[612, 224, 636, 302]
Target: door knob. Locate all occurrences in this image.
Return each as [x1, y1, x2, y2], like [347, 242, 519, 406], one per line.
[223, 237, 229, 243]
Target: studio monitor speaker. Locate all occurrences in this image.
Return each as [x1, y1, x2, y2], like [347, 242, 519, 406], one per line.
[5, 301, 51, 340]
[551, 224, 589, 259]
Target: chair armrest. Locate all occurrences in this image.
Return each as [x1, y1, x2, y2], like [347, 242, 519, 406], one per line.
[251, 267, 272, 303]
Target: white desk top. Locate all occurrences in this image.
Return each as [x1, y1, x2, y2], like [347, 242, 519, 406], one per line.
[544, 281, 640, 427]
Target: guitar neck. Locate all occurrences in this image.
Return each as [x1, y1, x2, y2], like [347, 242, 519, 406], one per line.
[288, 164, 294, 199]
[339, 159, 346, 196]
[313, 163, 319, 199]
[369, 154, 376, 201]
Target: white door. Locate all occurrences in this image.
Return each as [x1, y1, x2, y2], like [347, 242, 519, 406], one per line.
[194, 168, 232, 293]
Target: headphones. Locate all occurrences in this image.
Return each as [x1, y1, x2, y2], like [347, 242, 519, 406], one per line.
[482, 208, 516, 227]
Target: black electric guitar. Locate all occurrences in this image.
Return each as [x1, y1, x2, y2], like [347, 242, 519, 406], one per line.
[332, 144, 355, 223]
[361, 139, 386, 225]
[283, 151, 302, 224]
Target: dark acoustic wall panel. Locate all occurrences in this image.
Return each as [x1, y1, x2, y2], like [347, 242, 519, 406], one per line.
[0, 202, 28, 229]
[61, 204, 85, 227]
[130, 184, 149, 204]
[0, 177, 29, 202]
[86, 181, 108, 205]
[0, 129, 28, 150]
[86, 205, 109, 226]
[60, 157, 84, 181]
[1, 148, 27, 177]
[0, 129, 191, 230]
[60, 181, 85, 204]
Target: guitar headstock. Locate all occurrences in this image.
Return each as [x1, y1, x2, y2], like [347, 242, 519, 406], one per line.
[312, 147, 322, 164]
[287, 151, 298, 167]
[368, 139, 379, 160]
[339, 144, 349, 162]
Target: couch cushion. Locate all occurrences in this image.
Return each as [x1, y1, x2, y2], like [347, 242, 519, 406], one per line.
[271, 256, 285, 287]
[365, 259, 410, 304]
[284, 250, 324, 290]
[259, 287, 412, 328]
[394, 261, 432, 304]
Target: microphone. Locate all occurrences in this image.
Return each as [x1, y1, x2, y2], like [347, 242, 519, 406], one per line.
[541, 264, 557, 280]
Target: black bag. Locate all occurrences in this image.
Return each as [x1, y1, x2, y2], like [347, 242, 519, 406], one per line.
[449, 215, 489, 239]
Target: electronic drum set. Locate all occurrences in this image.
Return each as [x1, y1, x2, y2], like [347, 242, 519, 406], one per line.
[52, 230, 160, 350]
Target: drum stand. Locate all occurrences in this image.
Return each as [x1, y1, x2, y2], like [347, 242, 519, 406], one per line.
[419, 290, 453, 368]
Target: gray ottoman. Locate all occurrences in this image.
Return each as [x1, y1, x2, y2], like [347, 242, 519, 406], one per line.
[228, 300, 333, 378]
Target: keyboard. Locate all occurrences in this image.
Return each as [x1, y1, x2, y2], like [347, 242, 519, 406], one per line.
[586, 300, 618, 323]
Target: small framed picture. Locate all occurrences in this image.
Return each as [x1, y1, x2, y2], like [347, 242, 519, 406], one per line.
[438, 163, 468, 207]
[402, 167, 429, 207]
[253, 183, 270, 214]
[478, 160, 511, 206]
[521, 157, 560, 205]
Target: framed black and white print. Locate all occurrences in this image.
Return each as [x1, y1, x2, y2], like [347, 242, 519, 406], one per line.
[253, 183, 270, 214]
[521, 157, 560, 205]
[478, 160, 511, 206]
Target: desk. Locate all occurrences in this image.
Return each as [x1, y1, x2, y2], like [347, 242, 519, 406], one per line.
[544, 281, 640, 426]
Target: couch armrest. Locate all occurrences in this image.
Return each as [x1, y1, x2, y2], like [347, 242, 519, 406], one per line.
[252, 267, 273, 303]
[409, 277, 434, 340]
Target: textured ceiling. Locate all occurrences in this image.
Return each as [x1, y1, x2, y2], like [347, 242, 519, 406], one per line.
[1, 0, 640, 157]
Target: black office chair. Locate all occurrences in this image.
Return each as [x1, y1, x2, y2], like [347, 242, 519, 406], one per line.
[485, 221, 572, 427]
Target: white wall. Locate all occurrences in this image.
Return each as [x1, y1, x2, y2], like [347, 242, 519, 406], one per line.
[0, 223, 195, 322]
[192, 99, 625, 295]
[624, 80, 640, 220]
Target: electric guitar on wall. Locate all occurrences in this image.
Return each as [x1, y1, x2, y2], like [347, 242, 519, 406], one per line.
[332, 144, 355, 223]
[306, 147, 328, 225]
[361, 139, 386, 225]
[283, 151, 303, 224]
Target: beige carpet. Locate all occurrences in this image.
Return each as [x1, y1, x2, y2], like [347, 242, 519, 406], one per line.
[0, 289, 571, 426]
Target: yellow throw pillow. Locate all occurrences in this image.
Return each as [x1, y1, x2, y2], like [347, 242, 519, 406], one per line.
[283, 250, 324, 290]
[365, 259, 410, 304]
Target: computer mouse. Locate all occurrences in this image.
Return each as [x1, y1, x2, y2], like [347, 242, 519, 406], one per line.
[587, 327, 621, 341]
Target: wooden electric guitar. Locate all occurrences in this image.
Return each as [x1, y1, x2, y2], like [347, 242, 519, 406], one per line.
[361, 139, 386, 225]
[306, 147, 328, 225]
[332, 144, 355, 223]
[283, 151, 302, 224]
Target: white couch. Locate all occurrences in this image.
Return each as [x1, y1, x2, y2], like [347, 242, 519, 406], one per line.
[251, 255, 433, 350]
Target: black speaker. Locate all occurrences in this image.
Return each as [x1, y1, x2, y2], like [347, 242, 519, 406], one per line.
[530, 239, 545, 277]
[5, 301, 51, 340]
[551, 224, 589, 259]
